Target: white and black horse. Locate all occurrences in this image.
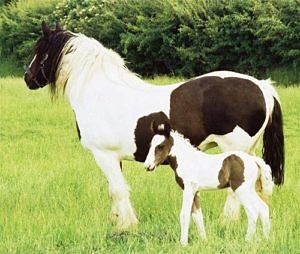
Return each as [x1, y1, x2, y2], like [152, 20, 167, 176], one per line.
[24, 22, 284, 230]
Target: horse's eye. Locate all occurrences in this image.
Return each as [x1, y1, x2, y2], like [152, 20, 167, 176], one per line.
[41, 53, 48, 61]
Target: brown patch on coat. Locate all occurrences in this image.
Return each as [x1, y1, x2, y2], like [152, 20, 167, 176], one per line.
[255, 177, 262, 193]
[168, 156, 184, 190]
[153, 136, 173, 167]
[192, 193, 201, 213]
[169, 76, 266, 146]
[255, 174, 270, 204]
[218, 154, 245, 191]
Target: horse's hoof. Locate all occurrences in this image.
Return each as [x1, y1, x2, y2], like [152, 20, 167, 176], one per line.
[113, 213, 138, 231]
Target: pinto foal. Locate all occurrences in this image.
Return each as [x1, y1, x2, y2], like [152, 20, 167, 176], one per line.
[144, 122, 274, 245]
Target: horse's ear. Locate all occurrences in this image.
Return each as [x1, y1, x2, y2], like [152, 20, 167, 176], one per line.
[55, 22, 62, 31]
[41, 21, 51, 38]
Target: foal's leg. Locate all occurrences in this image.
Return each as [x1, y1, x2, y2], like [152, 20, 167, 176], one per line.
[257, 195, 271, 239]
[91, 149, 138, 230]
[205, 126, 256, 222]
[191, 192, 207, 240]
[235, 188, 259, 241]
[180, 184, 194, 246]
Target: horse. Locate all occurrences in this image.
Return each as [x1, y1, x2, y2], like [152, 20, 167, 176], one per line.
[24, 22, 284, 230]
[144, 120, 274, 245]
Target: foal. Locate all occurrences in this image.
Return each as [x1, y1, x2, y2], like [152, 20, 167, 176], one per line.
[144, 122, 274, 245]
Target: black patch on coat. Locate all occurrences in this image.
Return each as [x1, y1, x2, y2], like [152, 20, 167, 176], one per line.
[134, 111, 170, 162]
[169, 76, 266, 146]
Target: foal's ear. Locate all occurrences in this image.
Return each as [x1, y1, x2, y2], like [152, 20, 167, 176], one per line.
[151, 121, 171, 136]
[163, 122, 171, 136]
[41, 21, 51, 38]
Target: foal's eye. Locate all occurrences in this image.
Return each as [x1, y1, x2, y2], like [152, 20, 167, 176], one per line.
[157, 144, 164, 150]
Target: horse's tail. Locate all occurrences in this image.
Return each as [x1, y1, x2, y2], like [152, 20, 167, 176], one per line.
[263, 96, 285, 185]
[259, 80, 285, 185]
[255, 157, 274, 198]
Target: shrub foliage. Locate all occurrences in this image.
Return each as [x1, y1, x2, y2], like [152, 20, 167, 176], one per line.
[1, 0, 299, 78]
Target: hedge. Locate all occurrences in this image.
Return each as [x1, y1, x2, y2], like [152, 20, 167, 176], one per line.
[1, 0, 299, 80]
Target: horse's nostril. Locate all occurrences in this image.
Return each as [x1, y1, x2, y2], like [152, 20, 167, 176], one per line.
[24, 72, 29, 81]
[24, 72, 32, 84]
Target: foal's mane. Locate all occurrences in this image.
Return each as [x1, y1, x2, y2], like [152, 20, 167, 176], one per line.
[170, 131, 199, 154]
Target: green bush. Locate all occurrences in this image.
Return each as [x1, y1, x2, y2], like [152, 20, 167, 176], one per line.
[1, 0, 299, 82]
[0, 0, 58, 65]
[52, 0, 300, 78]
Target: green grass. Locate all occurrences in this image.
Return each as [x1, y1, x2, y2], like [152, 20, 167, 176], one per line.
[0, 77, 299, 253]
[0, 58, 23, 78]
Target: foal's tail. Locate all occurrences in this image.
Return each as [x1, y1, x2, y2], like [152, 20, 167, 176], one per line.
[260, 81, 285, 185]
[255, 157, 274, 198]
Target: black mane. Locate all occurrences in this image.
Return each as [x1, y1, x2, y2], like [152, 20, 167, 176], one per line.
[34, 30, 74, 96]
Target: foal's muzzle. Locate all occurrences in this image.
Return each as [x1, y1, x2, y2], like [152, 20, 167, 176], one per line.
[144, 163, 156, 171]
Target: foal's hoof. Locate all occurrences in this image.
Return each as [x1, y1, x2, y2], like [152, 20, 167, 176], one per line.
[180, 240, 188, 247]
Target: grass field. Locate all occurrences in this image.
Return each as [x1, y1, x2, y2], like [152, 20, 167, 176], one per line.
[0, 76, 299, 253]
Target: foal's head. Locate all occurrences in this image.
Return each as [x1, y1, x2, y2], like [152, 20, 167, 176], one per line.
[144, 121, 173, 171]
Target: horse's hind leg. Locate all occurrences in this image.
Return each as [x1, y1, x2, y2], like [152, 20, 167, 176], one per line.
[191, 192, 207, 240]
[91, 149, 138, 231]
[222, 189, 241, 222]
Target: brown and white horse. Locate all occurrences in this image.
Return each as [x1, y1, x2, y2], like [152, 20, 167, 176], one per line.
[24, 22, 284, 230]
[144, 120, 274, 245]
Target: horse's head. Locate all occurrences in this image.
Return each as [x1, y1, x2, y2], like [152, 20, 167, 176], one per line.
[144, 121, 173, 171]
[24, 21, 71, 90]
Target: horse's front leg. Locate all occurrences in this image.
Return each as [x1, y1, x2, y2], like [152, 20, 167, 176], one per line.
[180, 184, 194, 246]
[91, 149, 138, 231]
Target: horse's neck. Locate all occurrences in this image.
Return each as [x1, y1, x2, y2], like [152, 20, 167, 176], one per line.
[57, 35, 152, 102]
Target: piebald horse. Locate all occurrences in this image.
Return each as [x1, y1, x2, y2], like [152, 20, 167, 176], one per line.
[24, 22, 284, 230]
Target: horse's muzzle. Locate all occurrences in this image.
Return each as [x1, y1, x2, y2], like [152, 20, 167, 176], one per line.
[24, 70, 44, 90]
[24, 73, 38, 90]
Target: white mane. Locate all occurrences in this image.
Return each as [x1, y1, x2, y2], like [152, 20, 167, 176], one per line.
[170, 131, 199, 156]
[56, 33, 148, 91]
